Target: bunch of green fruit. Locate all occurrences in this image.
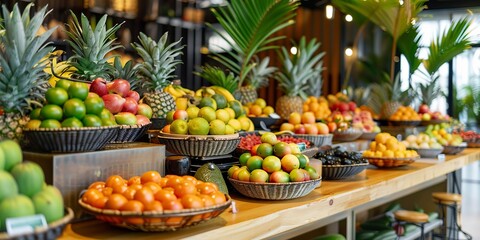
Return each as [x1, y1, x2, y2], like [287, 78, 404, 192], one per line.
[425, 123, 463, 146]
[0, 140, 64, 231]
[26, 80, 117, 129]
[227, 132, 320, 183]
[163, 95, 254, 135]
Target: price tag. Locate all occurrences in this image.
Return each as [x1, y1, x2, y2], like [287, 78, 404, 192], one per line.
[6, 214, 47, 236]
[268, 113, 281, 119]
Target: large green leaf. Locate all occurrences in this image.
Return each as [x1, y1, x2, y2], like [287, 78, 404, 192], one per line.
[398, 24, 422, 76]
[208, 0, 298, 87]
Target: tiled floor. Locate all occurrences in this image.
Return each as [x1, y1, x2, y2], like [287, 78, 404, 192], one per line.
[462, 160, 480, 238]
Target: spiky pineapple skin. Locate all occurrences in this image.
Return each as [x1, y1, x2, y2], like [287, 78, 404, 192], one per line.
[143, 91, 176, 119]
[276, 95, 304, 120]
[381, 101, 401, 120]
[0, 112, 29, 142]
[235, 86, 258, 105]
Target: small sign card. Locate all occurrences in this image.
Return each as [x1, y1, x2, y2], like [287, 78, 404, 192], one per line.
[6, 214, 47, 236]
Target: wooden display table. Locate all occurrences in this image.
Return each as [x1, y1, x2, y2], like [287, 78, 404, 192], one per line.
[60, 148, 480, 240]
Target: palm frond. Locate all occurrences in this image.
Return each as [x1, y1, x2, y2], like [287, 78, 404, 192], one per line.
[208, 0, 298, 87]
[423, 17, 473, 75]
[398, 24, 422, 76]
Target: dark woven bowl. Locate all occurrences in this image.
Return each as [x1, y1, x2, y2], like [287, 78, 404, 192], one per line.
[228, 177, 321, 200]
[23, 126, 119, 153]
[359, 132, 378, 140]
[293, 134, 333, 147]
[249, 117, 280, 130]
[388, 120, 421, 127]
[110, 123, 152, 143]
[322, 163, 369, 180]
[442, 143, 467, 155]
[78, 196, 231, 232]
[0, 208, 74, 240]
[153, 132, 240, 157]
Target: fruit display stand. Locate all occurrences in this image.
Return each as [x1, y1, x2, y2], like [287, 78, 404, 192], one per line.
[58, 144, 480, 239]
[23, 142, 165, 218]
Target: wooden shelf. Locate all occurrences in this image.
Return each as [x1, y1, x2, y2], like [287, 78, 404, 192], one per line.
[58, 148, 480, 239]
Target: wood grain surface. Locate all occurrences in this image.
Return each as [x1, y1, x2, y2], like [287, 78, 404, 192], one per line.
[60, 149, 480, 240]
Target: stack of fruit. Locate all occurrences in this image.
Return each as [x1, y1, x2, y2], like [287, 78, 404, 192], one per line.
[417, 104, 450, 123]
[456, 130, 480, 148]
[313, 147, 369, 180]
[352, 110, 381, 134]
[327, 92, 356, 114]
[425, 124, 463, 147]
[363, 133, 419, 167]
[243, 98, 276, 117]
[302, 96, 331, 120]
[0, 140, 67, 233]
[79, 171, 230, 231]
[279, 112, 330, 135]
[388, 106, 421, 124]
[163, 95, 253, 135]
[402, 133, 444, 158]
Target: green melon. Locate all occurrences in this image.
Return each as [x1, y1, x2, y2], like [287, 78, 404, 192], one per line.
[32, 185, 64, 223]
[0, 140, 22, 171]
[0, 195, 35, 231]
[10, 162, 45, 198]
[0, 170, 18, 202]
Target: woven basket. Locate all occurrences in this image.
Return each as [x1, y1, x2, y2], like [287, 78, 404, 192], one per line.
[110, 123, 151, 143]
[408, 148, 443, 158]
[322, 163, 369, 180]
[359, 132, 378, 140]
[0, 208, 74, 240]
[388, 120, 421, 127]
[293, 134, 333, 147]
[78, 196, 231, 232]
[365, 156, 419, 168]
[23, 126, 119, 153]
[228, 177, 321, 200]
[152, 132, 240, 157]
[333, 129, 363, 142]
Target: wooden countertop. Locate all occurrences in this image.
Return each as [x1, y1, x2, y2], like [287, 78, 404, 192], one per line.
[61, 148, 480, 240]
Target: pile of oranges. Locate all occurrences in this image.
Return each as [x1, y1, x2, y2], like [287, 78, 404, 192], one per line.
[389, 106, 421, 121]
[81, 171, 227, 220]
[302, 96, 331, 120]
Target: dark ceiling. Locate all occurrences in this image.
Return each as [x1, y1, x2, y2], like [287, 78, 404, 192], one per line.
[300, 0, 480, 10]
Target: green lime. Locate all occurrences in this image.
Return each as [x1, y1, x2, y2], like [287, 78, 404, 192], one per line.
[84, 96, 105, 115]
[45, 87, 69, 106]
[55, 79, 72, 90]
[82, 114, 102, 127]
[239, 152, 251, 166]
[39, 119, 62, 129]
[67, 82, 89, 100]
[63, 99, 86, 119]
[40, 104, 63, 121]
[61, 117, 84, 128]
[212, 94, 227, 109]
[29, 108, 42, 120]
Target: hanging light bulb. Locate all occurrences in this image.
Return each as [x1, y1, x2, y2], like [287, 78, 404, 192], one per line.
[290, 46, 298, 55]
[345, 14, 353, 22]
[345, 47, 353, 57]
[326, 5, 334, 20]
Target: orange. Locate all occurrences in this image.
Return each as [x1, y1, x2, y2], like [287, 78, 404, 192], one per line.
[105, 193, 128, 210]
[105, 175, 126, 188]
[181, 194, 205, 209]
[155, 189, 178, 203]
[134, 187, 155, 206]
[196, 182, 219, 195]
[249, 104, 263, 116]
[140, 171, 162, 184]
[127, 176, 141, 186]
[143, 182, 161, 194]
[173, 181, 197, 198]
[162, 199, 184, 211]
[288, 112, 302, 125]
[88, 181, 105, 190]
[210, 192, 227, 205]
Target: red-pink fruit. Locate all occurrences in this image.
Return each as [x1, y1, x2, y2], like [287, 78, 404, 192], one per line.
[269, 171, 290, 183]
[89, 78, 108, 96]
[114, 112, 137, 125]
[173, 110, 188, 121]
[136, 115, 151, 126]
[348, 101, 357, 111]
[294, 124, 306, 134]
[273, 142, 292, 158]
[122, 97, 138, 114]
[102, 94, 126, 114]
[339, 102, 350, 112]
[137, 103, 153, 119]
[107, 79, 131, 97]
[289, 168, 307, 182]
[126, 90, 140, 102]
[418, 104, 430, 114]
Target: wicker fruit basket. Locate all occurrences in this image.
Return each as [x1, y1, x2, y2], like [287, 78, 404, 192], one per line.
[23, 126, 119, 153]
[388, 120, 421, 127]
[78, 197, 231, 232]
[442, 143, 467, 155]
[0, 208, 74, 240]
[333, 128, 363, 142]
[322, 163, 369, 180]
[365, 156, 419, 168]
[110, 123, 152, 143]
[293, 134, 333, 147]
[228, 177, 321, 200]
[150, 131, 240, 157]
[408, 148, 444, 158]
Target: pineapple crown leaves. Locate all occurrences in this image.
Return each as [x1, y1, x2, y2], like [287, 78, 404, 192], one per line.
[65, 11, 123, 81]
[131, 32, 184, 92]
[112, 56, 140, 90]
[0, 3, 56, 114]
[246, 56, 277, 89]
[417, 71, 445, 106]
[275, 37, 324, 97]
[368, 72, 416, 113]
[195, 65, 238, 93]
[207, 0, 298, 88]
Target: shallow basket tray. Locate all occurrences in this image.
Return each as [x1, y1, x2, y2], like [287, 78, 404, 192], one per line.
[293, 134, 333, 147]
[228, 177, 321, 200]
[0, 208, 74, 240]
[364, 156, 419, 168]
[23, 126, 119, 153]
[322, 163, 369, 180]
[464, 138, 480, 148]
[78, 197, 231, 232]
[333, 129, 363, 142]
[359, 132, 378, 140]
[152, 132, 240, 157]
[442, 143, 467, 155]
[388, 120, 421, 127]
[408, 148, 444, 158]
[110, 123, 152, 143]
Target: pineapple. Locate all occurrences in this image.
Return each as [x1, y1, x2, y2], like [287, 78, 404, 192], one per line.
[0, 4, 55, 141]
[196, 65, 238, 94]
[274, 37, 324, 120]
[132, 32, 184, 118]
[237, 57, 276, 104]
[369, 74, 416, 119]
[112, 56, 140, 91]
[418, 73, 444, 106]
[65, 11, 122, 81]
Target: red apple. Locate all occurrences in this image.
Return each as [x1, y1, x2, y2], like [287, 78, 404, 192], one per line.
[348, 101, 357, 111]
[89, 78, 108, 96]
[418, 104, 430, 114]
[114, 112, 137, 125]
[126, 90, 140, 102]
[136, 115, 151, 126]
[137, 103, 153, 119]
[122, 97, 139, 114]
[304, 124, 319, 135]
[339, 102, 349, 112]
[173, 109, 188, 121]
[107, 79, 131, 97]
[102, 93, 126, 114]
[294, 124, 306, 134]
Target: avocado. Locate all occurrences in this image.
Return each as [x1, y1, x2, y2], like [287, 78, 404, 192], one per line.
[194, 162, 228, 194]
